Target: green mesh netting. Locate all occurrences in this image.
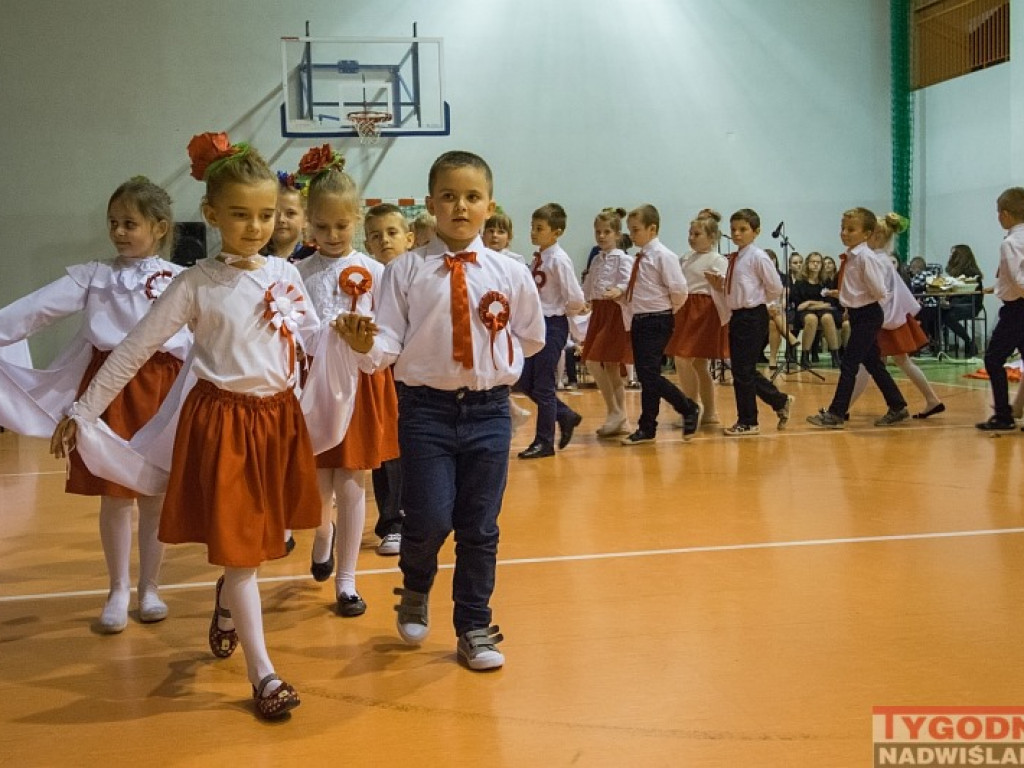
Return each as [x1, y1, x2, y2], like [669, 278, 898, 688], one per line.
[892, 0, 913, 261]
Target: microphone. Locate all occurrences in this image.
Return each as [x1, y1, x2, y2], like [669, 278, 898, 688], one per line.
[771, 221, 784, 238]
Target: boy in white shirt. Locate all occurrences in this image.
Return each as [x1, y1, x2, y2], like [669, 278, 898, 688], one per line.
[371, 150, 545, 670]
[517, 203, 587, 458]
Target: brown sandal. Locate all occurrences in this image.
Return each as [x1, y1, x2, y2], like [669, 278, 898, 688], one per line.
[208, 576, 238, 659]
[252, 674, 300, 720]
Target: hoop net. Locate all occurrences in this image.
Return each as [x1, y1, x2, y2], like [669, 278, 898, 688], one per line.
[347, 110, 392, 145]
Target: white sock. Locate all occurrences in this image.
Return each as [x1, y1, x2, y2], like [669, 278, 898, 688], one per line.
[313, 469, 336, 563]
[333, 469, 365, 597]
[98, 496, 132, 624]
[894, 355, 941, 409]
[221, 567, 279, 693]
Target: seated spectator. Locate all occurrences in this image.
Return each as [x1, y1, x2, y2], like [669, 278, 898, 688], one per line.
[820, 255, 852, 352]
[908, 256, 944, 352]
[940, 244, 984, 357]
[791, 252, 843, 367]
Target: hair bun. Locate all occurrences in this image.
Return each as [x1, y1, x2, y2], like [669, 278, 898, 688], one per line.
[698, 208, 722, 223]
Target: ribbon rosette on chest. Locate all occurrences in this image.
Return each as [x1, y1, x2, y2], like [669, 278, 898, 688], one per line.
[339, 265, 374, 313]
[263, 282, 307, 378]
[144, 270, 174, 301]
[477, 290, 514, 368]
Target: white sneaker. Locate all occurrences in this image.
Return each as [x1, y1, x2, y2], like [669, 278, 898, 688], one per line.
[457, 626, 505, 671]
[596, 418, 629, 437]
[394, 587, 430, 645]
[376, 532, 401, 556]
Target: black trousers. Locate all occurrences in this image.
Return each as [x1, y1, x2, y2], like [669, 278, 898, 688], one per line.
[984, 299, 1024, 421]
[828, 302, 906, 416]
[728, 306, 787, 425]
[630, 311, 696, 435]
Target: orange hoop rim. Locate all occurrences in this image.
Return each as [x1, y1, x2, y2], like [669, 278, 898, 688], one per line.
[347, 110, 393, 126]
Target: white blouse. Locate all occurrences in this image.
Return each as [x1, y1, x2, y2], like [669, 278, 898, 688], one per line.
[0, 256, 190, 359]
[76, 256, 319, 420]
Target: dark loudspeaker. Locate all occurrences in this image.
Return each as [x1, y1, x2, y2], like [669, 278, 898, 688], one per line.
[171, 222, 207, 267]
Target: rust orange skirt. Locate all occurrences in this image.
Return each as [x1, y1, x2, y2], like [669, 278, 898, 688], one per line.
[878, 315, 929, 357]
[159, 379, 321, 567]
[316, 368, 399, 471]
[664, 294, 729, 359]
[67, 347, 182, 498]
[581, 299, 632, 364]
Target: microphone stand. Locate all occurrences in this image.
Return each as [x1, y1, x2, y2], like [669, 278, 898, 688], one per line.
[770, 224, 824, 383]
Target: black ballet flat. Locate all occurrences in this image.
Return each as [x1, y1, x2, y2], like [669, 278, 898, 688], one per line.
[912, 403, 946, 420]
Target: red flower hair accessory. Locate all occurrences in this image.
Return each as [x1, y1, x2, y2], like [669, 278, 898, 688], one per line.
[187, 132, 241, 181]
[477, 291, 513, 368]
[339, 266, 374, 312]
[297, 144, 345, 177]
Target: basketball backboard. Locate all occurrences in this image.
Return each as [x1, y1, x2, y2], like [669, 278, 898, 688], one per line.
[280, 35, 448, 139]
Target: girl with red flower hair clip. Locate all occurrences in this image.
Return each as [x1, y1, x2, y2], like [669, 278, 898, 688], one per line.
[294, 144, 399, 619]
[51, 132, 372, 721]
[0, 176, 189, 635]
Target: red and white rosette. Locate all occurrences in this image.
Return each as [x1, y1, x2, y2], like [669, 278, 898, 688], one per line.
[477, 290, 513, 368]
[339, 265, 373, 312]
[263, 282, 307, 379]
[144, 270, 174, 300]
[532, 267, 547, 290]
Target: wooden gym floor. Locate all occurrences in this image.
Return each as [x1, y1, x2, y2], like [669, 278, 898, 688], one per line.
[1, 360, 1022, 767]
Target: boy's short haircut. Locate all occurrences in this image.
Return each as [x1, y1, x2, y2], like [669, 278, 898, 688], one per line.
[484, 211, 514, 237]
[365, 202, 408, 231]
[998, 187, 1024, 220]
[729, 208, 761, 231]
[428, 150, 493, 195]
[413, 211, 436, 231]
[532, 202, 567, 233]
[629, 204, 660, 231]
[842, 206, 877, 233]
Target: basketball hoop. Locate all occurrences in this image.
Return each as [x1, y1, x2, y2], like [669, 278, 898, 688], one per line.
[347, 110, 392, 145]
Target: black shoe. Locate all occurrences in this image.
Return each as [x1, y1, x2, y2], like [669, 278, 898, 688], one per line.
[557, 411, 583, 449]
[284, 535, 296, 555]
[977, 416, 1016, 431]
[310, 522, 336, 582]
[518, 440, 555, 459]
[620, 429, 656, 445]
[336, 592, 367, 617]
[681, 402, 703, 441]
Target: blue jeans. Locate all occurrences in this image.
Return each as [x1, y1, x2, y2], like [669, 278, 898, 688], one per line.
[397, 384, 511, 635]
[518, 314, 577, 445]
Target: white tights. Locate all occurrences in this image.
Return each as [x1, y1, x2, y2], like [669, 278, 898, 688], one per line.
[218, 567, 277, 691]
[675, 357, 717, 422]
[850, 355, 942, 411]
[98, 495, 165, 613]
[314, 467, 364, 597]
[587, 361, 627, 428]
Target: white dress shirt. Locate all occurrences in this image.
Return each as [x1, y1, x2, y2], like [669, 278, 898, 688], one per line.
[373, 236, 546, 390]
[624, 237, 688, 329]
[995, 223, 1024, 302]
[724, 244, 782, 310]
[874, 249, 920, 329]
[530, 243, 586, 317]
[680, 249, 728, 295]
[838, 242, 887, 309]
